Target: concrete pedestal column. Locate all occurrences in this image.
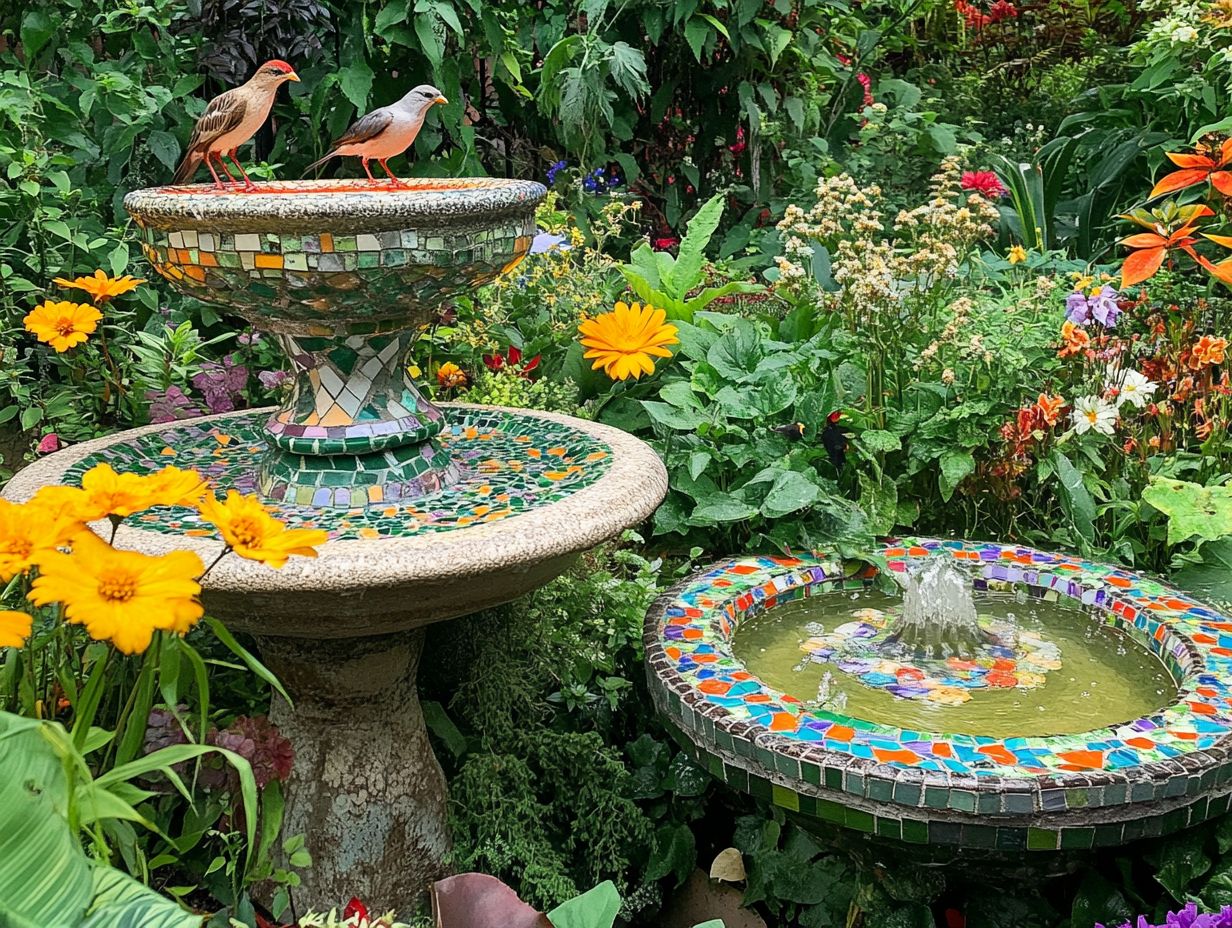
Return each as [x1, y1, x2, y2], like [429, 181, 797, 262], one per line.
[257, 629, 450, 911]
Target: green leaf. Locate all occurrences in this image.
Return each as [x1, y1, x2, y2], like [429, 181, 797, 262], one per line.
[1071, 871, 1134, 928]
[338, 61, 375, 112]
[20, 10, 55, 58]
[548, 880, 622, 928]
[203, 617, 290, 706]
[938, 450, 974, 503]
[1174, 539, 1232, 604]
[1155, 831, 1211, 900]
[82, 866, 199, 928]
[684, 18, 709, 62]
[858, 430, 901, 455]
[1052, 451, 1096, 544]
[423, 701, 467, 760]
[415, 15, 445, 67]
[642, 401, 706, 431]
[145, 131, 180, 171]
[858, 474, 898, 536]
[1141, 477, 1232, 547]
[691, 496, 759, 524]
[644, 824, 696, 887]
[671, 194, 725, 296]
[760, 471, 821, 519]
[706, 322, 763, 381]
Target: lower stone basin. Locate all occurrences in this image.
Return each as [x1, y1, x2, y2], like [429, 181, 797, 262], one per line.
[645, 539, 1232, 854]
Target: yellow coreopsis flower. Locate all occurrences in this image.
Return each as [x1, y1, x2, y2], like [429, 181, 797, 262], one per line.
[0, 611, 32, 648]
[578, 301, 679, 381]
[436, 362, 468, 389]
[49, 463, 207, 523]
[53, 269, 146, 303]
[29, 530, 205, 654]
[23, 301, 102, 353]
[197, 490, 329, 568]
[1007, 245, 1028, 264]
[0, 499, 80, 582]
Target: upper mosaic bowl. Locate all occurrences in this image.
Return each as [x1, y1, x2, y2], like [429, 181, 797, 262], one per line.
[124, 179, 546, 336]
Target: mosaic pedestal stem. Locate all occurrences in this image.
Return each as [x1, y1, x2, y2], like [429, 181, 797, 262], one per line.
[256, 629, 450, 911]
[258, 330, 465, 508]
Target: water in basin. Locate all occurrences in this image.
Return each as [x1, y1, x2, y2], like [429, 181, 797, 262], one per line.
[732, 588, 1177, 739]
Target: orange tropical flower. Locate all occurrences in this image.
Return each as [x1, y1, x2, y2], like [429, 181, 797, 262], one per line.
[29, 530, 204, 654]
[53, 269, 146, 303]
[436, 362, 468, 389]
[23, 301, 102, 352]
[0, 611, 32, 648]
[1034, 393, 1065, 426]
[578, 301, 679, 381]
[1149, 139, 1232, 199]
[1058, 321, 1090, 358]
[197, 490, 328, 568]
[1191, 335, 1229, 368]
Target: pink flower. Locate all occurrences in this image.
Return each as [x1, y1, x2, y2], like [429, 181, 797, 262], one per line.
[961, 170, 1006, 199]
[36, 433, 60, 454]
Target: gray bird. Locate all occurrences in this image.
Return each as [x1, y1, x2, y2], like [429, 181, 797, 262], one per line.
[304, 84, 448, 184]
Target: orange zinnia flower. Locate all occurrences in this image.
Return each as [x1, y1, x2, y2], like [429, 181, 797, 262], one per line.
[1058, 321, 1090, 358]
[1149, 139, 1232, 199]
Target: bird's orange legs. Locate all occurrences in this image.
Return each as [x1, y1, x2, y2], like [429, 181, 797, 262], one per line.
[213, 152, 240, 186]
[225, 150, 257, 190]
[203, 152, 228, 189]
[359, 158, 377, 182]
[377, 159, 407, 187]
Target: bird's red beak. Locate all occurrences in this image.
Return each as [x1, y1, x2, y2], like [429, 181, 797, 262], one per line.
[434, 95, 448, 105]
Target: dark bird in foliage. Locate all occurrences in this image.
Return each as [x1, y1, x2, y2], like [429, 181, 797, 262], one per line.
[303, 84, 448, 185]
[172, 60, 300, 189]
[773, 412, 849, 469]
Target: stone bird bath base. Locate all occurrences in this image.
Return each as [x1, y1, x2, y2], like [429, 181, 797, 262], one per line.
[5, 180, 668, 910]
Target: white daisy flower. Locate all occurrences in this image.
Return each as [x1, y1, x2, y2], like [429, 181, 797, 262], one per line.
[1071, 395, 1119, 435]
[1105, 367, 1158, 409]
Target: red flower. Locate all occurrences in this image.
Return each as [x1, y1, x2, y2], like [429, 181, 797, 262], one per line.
[343, 898, 370, 922]
[482, 345, 541, 378]
[652, 235, 681, 251]
[988, 0, 1018, 20]
[961, 170, 1005, 199]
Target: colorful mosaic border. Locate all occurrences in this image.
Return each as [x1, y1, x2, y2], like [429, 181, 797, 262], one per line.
[644, 539, 1232, 848]
[62, 407, 614, 540]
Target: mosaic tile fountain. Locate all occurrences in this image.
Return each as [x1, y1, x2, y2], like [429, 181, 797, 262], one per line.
[645, 540, 1232, 856]
[6, 178, 668, 910]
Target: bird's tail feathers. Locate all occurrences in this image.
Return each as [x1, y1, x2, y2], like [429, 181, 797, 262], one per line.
[302, 151, 338, 177]
[171, 151, 203, 186]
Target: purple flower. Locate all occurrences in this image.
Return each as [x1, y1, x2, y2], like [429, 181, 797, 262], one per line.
[258, 369, 291, 391]
[546, 159, 567, 184]
[237, 331, 262, 346]
[1097, 905, 1232, 928]
[191, 354, 249, 414]
[531, 231, 569, 254]
[1089, 285, 1121, 327]
[1066, 291, 1091, 324]
[146, 385, 204, 424]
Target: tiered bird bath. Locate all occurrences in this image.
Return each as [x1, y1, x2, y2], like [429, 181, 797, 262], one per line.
[5, 179, 667, 910]
[646, 540, 1232, 860]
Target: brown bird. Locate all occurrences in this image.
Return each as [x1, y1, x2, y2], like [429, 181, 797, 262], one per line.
[172, 60, 300, 189]
[303, 84, 447, 185]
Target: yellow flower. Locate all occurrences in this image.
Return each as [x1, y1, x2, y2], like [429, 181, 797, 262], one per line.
[1007, 245, 1028, 264]
[436, 362, 468, 389]
[578, 301, 679, 381]
[0, 499, 80, 582]
[29, 530, 204, 655]
[53, 269, 146, 303]
[197, 490, 328, 568]
[49, 463, 202, 523]
[24, 301, 102, 353]
[0, 611, 32, 648]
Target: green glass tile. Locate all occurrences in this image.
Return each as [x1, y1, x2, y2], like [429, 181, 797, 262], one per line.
[867, 778, 893, 803]
[977, 792, 1001, 813]
[1059, 827, 1094, 850]
[772, 785, 800, 812]
[894, 783, 922, 807]
[900, 819, 928, 844]
[801, 763, 821, 787]
[844, 808, 875, 833]
[961, 824, 997, 849]
[875, 817, 902, 841]
[950, 790, 977, 813]
[929, 821, 961, 845]
[815, 799, 845, 824]
[924, 787, 949, 809]
[824, 767, 842, 791]
[995, 828, 1028, 851]
[1026, 827, 1058, 851]
[1093, 824, 1125, 847]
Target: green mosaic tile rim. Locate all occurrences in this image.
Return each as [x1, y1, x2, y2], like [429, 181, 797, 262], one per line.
[644, 540, 1232, 833]
[59, 406, 615, 541]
